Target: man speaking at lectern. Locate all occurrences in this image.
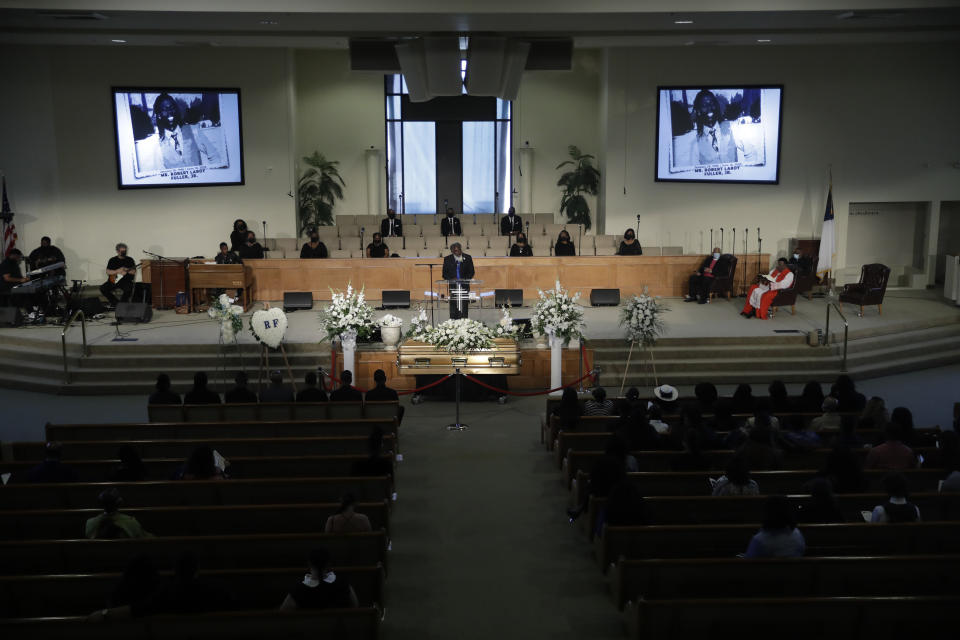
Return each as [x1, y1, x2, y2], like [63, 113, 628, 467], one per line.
[441, 242, 475, 319]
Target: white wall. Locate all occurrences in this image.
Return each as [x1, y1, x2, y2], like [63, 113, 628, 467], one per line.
[0, 45, 296, 283]
[601, 43, 960, 279]
[847, 201, 926, 286]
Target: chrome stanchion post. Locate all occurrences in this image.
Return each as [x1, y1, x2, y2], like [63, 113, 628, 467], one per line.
[445, 366, 469, 431]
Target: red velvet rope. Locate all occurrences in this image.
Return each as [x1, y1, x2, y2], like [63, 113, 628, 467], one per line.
[463, 370, 597, 397]
[580, 343, 597, 383]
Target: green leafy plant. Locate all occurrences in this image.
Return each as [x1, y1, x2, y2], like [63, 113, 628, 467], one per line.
[298, 151, 345, 234]
[556, 145, 600, 231]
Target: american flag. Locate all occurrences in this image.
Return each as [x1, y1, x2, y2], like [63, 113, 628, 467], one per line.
[1, 176, 15, 257]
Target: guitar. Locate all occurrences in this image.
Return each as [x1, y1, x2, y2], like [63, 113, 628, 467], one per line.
[108, 261, 143, 284]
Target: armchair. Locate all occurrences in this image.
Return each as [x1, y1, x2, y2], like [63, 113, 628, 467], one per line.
[768, 267, 799, 317]
[794, 255, 820, 300]
[708, 255, 738, 300]
[839, 263, 891, 317]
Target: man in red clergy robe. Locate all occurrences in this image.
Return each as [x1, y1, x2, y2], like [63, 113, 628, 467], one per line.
[741, 257, 794, 319]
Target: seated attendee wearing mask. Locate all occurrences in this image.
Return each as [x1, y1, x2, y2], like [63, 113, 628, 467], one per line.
[500, 206, 522, 236]
[380, 208, 402, 238]
[365, 232, 389, 258]
[224, 371, 258, 403]
[510, 232, 534, 257]
[685, 246, 730, 304]
[300, 230, 328, 259]
[617, 229, 642, 255]
[441, 207, 462, 237]
[214, 242, 241, 265]
[238, 231, 265, 260]
[554, 229, 576, 256]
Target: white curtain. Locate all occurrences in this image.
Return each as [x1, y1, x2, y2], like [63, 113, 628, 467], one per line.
[402, 121, 437, 213]
[463, 121, 494, 213]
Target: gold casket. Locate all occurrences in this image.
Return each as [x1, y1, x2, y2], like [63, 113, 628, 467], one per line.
[397, 339, 521, 375]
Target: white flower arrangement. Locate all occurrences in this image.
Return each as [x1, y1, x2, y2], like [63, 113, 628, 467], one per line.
[533, 280, 585, 342]
[319, 284, 375, 342]
[493, 305, 522, 339]
[207, 293, 244, 343]
[417, 318, 495, 353]
[620, 293, 668, 346]
[378, 313, 403, 328]
[406, 305, 432, 341]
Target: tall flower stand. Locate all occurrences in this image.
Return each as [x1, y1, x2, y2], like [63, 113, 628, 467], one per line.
[549, 332, 563, 396]
[340, 329, 358, 378]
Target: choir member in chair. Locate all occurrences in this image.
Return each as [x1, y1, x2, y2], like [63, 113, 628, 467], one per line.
[441, 208, 462, 237]
[380, 208, 403, 238]
[441, 242, 475, 319]
[741, 258, 794, 320]
[500, 206, 523, 236]
[510, 232, 534, 257]
[300, 230, 328, 259]
[617, 229, 642, 255]
[238, 231, 265, 260]
[553, 229, 576, 256]
[365, 233, 389, 258]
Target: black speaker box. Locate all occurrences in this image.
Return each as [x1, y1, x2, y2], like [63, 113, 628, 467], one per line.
[494, 289, 523, 308]
[283, 291, 313, 311]
[590, 288, 621, 307]
[115, 302, 153, 323]
[72, 296, 105, 317]
[382, 290, 411, 309]
[0, 306, 23, 327]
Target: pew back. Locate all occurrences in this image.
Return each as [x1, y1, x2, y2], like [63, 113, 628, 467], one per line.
[47, 418, 398, 442]
[148, 401, 399, 423]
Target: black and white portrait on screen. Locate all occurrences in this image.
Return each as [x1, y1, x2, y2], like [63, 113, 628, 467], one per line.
[112, 88, 244, 188]
[655, 86, 783, 184]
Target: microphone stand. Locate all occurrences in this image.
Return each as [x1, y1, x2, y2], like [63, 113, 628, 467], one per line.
[720, 227, 724, 255]
[360, 227, 365, 258]
[732, 228, 736, 257]
[635, 213, 641, 239]
[756, 228, 762, 280]
[415, 262, 438, 325]
[741, 228, 749, 296]
[710, 228, 714, 251]
[577, 223, 582, 256]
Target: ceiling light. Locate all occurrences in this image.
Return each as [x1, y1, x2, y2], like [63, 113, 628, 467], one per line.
[259, 19, 278, 25]
[111, 39, 126, 43]
[674, 20, 694, 25]
[684, 41, 695, 46]
[757, 39, 771, 43]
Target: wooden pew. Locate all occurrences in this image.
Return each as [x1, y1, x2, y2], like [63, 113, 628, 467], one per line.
[46, 418, 398, 442]
[148, 400, 399, 423]
[0, 530, 389, 576]
[0, 565, 385, 618]
[596, 521, 960, 571]
[569, 468, 948, 511]
[1, 453, 395, 484]
[0, 608, 380, 640]
[0, 476, 393, 510]
[0, 500, 392, 540]
[609, 554, 960, 610]
[562, 447, 939, 488]
[623, 595, 959, 639]
[6, 434, 396, 462]
[579, 492, 960, 540]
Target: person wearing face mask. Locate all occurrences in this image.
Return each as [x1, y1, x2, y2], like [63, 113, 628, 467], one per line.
[500, 206, 523, 236]
[238, 231, 264, 260]
[229, 219, 248, 252]
[554, 230, 576, 256]
[440, 207, 462, 237]
[380, 208, 403, 238]
[365, 232, 389, 258]
[510, 232, 534, 257]
[300, 230, 328, 259]
[741, 257, 795, 319]
[99, 243, 138, 307]
[788, 250, 813, 276]
[617, 229, 643, 256]
[685, 246, 731, 304]
[441, 242, 475, 319]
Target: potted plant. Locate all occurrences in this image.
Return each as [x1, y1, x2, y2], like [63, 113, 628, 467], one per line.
[298, 151, 345, 234]
[378, 314, 404, 351]
[556, 145, 601, 231]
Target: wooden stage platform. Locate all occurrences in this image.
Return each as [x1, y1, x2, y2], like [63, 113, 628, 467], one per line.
[144, 254, 770, 302]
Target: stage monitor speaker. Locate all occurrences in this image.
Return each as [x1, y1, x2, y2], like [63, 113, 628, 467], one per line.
[590, 288, 620, 307]
[73, 297, 105, 317]
[382, 290, 411, 309]
[494, 289, 523, 308]
[115, 302, 153, 323]
[0, 306, 23, 327]
[283, 291, 314, 311]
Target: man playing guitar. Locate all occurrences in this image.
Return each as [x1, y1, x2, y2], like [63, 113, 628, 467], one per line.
[100, 243, 138, 308]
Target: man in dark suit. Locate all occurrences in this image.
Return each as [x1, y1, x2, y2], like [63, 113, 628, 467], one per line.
[380, 208, 402, 238]
[685, 247, 731, 304]
[500, 206, 522, 236]
[441, 242, 475, 319]
[440, 208, 462, 237]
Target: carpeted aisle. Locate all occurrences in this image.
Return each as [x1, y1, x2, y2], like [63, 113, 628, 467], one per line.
[380, 394, 622, 640]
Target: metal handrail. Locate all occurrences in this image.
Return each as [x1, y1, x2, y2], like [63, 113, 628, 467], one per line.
[61, 309, 88, 383]
[825, 302, 848, 371]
